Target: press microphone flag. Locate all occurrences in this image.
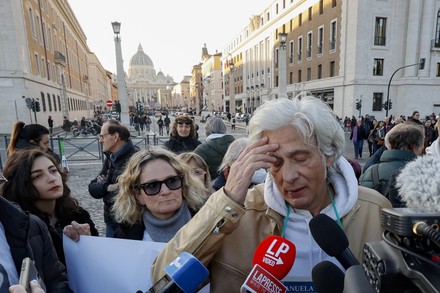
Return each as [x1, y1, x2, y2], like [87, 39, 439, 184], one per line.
[241, 235, 296, 293]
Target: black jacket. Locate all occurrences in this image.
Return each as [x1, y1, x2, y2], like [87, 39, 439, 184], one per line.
[0, 197, 71, 292]
[164, 135, 201, 154]
[88, 140, 138, 226]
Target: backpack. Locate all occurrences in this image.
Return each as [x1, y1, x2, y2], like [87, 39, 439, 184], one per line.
[371, 164, 389, 197]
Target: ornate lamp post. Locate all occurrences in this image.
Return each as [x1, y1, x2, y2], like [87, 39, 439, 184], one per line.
[278, 32, 287, 98]
[111, 21, 130, 125]
[229, 60, 235, 114]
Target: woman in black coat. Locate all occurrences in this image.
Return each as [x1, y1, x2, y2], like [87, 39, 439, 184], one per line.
[164, 115, 201, 154]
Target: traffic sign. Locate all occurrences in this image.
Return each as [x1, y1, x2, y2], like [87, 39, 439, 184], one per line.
[106, 99, 113, 107]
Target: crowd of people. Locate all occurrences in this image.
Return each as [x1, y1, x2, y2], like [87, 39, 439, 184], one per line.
[0, 98, 439, 292]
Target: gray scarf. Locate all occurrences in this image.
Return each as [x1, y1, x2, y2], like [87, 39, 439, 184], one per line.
[143, 200, 191, 242]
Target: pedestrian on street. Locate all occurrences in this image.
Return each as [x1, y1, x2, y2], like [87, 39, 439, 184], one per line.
[163, 115, 201, 154]
[230, 116, 236, 130]
[164, 114, 171, 135]
[88, 120, 139, 237]
[48, 115, 54, 134]
[157, 116, 164, 135]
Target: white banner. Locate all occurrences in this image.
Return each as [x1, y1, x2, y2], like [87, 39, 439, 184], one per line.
[63, 235, 166, 293]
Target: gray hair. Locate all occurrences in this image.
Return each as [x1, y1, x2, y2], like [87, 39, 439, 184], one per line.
[248, 97, 345, 170]
[205, 116, 227, 136]
[218, 137, 248, 171]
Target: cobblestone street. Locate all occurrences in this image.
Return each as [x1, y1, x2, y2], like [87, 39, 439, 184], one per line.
[67, 162, 105, 236]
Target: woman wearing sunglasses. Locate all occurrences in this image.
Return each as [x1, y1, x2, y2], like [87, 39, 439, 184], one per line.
[163, 115, 201, 154]
[110, 148, 208, 242]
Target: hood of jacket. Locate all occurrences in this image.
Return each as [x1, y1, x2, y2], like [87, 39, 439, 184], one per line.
[263, 156, 358, 277]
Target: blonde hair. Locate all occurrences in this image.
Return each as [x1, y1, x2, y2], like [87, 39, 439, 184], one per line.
[178, 152, 212, 191]
[112, 147, 208, 224]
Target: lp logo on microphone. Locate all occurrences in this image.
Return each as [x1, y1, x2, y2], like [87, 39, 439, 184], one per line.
[263, 238, 290, 266]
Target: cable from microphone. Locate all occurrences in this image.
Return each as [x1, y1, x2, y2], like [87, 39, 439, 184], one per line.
[413, 222, 440, 248]
[240, 235, 296, 293]
[145, 252, 209, 293]
[309, 214, 360, 269]
[311, 261, 344, 293]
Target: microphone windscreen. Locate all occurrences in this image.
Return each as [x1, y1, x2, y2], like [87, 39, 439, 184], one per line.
[252, 235, 296, 280]
[312, 261, 344, 293]
[396, 155, 440, 211]
[309, 214, 348, 257]
[164, 252, 209, 293]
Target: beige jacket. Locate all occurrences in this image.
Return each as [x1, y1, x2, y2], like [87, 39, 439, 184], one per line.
[151, 184, 391, 292]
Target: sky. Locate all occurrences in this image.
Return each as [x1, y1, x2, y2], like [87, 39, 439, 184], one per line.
[68, 0, 272, 83]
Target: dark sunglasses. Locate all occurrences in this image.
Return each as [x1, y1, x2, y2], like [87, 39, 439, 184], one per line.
[137, 174, 183, 196]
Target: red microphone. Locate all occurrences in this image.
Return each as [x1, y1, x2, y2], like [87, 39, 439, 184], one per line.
[241, 236, 296, 293]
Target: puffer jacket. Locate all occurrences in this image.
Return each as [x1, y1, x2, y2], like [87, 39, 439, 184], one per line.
[88, 140, 138, 225]
[194, 134, 235, 179]
[164, 135, 201, 154]
[0, 197, 71, 292]
[359, 149, 417, 190]
[151, 185, 391, 292]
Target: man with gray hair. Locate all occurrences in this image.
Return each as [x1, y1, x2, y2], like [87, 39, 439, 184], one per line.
[194, 116, 235, 179]
[152, 97, 391, 291]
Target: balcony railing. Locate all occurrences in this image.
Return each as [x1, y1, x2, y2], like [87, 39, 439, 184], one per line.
[307, 48, 312, 58]
[317, 44, 323, 54]
[329, 40, 336, 51]
[298, 52, 302, 61]
[54, 51, 66, 66]
[431, 39, 440, 49]
[374, 36, 386, 46]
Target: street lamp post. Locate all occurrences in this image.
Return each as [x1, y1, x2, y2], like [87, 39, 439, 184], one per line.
[111, 21, 130, 125]
[279, 32, 287, 98]
[385, 58, 425, 116]
[229, 61, 235, 115]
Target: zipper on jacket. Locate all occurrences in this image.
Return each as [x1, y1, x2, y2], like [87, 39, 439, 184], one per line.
[213, 219, 225, 234]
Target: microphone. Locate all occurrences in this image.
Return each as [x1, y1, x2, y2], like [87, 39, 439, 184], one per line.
[343, 265, 375, 293]
[395, 155, 440, 211]
[311, 261, 344, 293]
[241, 235, 296, 293]
[309, 214, 359, 269]
[146, 252, 209, 293]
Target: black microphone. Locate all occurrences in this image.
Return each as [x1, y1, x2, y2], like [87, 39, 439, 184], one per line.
[312, 261, 344, 293]
[343, 265, 375, 293]
[309, 214, 359, 269]
[146, 252, 209, 293]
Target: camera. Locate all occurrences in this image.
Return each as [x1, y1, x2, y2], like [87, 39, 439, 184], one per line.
[362, 208, 440, 293]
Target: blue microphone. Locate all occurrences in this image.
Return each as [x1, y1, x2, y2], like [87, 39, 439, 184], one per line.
[146, 252, 209, 293]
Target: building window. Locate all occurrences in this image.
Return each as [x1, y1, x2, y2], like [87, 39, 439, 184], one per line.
[35, 15, 42, 42]
[275, 48, 279, 68]
[373, 58, 384, 76]
[290, 72, 293, 84]
[275, 76, 279, 87]
[308, 7, 312, 21]
[53, 94, 57, 111]
[289, 41, 294, 63]
[330, 61, 335, 77]
[298, 37, 303, 61]
[57, 95, 61, 111]
[318, 64, 322, 79]
[435, 10, 440, 47]
[319, 0, 323, 14]
[374, 17, 387, 46]
[267, 12, 270, 21]
[307, 68, 311, 81]
[47, 93, 52, 111]
[41, 92, 46, 111]
[318, 27, 324, 54]
[276, 4, 279, 14]
[332, 0, 337, 7]
[34, 53, 40, 75]
[29, 8, 36, 37]
[436, 63, 440, 77]
[373, 93, 383, 111]
[299, 13, 302, 26]
[283, 0, 286, 9]
[307, 32, 312, 58]
[330, 20, 337, 50]
[298, 70, 302, 82]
